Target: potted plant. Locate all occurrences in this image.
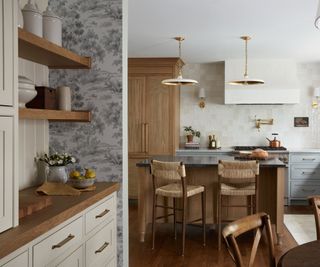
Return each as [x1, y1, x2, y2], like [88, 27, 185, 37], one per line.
[183, 126, 201, 143]
[38, 153, 76, 183]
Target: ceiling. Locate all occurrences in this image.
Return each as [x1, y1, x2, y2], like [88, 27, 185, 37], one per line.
[128, 0, 320, 63]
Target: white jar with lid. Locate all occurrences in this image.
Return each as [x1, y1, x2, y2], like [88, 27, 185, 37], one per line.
[22, 0, 42, 37]
[43, 7, 62, 46]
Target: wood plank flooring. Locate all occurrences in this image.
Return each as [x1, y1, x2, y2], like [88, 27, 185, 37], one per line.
[129, 203, 307, 267]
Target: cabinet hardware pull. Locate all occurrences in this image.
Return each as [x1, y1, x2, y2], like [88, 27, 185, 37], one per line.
[302, 172, 315, 174]
[95, 209, 110, 219]
[145, 123, 149, 153]
[302, 189, 316, 192]
[52, 234, 75, 249]
[302, 158, 316, 161]
[95, 242, 109, 254]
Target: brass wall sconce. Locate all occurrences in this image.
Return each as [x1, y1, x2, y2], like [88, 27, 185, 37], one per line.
[198, 87, 206, 108]
[255, 116, 273, 131]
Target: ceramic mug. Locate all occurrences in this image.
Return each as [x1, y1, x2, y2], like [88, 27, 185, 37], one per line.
[57, 86, 71, 111]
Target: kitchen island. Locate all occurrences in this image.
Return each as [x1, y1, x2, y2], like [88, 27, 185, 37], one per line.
[136, 155, 286, 244]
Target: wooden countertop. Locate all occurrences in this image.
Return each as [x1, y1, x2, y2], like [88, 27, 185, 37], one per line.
[0, 182, 120, 259]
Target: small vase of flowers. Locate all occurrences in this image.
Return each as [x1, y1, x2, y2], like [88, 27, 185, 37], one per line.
[183, 126, 201, 143]
[38, 153, 76, 183]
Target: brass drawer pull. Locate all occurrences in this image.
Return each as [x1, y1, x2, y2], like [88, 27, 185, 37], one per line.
[302, 158, 316, 161]
[95, 209, 110, 219]
[52, 234, 75, 249]
[95, 242, 109, 254]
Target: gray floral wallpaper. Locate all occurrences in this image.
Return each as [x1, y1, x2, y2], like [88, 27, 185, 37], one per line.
[48, 0, 123, 265]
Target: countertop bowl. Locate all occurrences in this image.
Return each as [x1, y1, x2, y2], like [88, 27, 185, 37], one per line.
[69, 177, 95, 189]
[19, 76, 37, 108]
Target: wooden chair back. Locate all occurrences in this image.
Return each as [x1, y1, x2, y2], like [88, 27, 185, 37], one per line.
[222, 212, 276, 267]
[308, 196, 320, 240]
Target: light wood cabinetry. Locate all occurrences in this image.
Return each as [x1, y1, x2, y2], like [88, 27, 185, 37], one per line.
[128, 58, 181, 199]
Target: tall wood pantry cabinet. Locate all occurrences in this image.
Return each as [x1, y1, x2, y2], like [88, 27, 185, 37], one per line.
[128, 58, 181, 199]
[0, 0, 18, 233]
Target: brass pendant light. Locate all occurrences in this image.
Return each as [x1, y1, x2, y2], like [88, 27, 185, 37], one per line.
[228, 36, 264, 86]
[161, 37, 198, 86]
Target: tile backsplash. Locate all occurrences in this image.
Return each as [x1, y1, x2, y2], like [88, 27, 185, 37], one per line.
[180, 61, 320, 148]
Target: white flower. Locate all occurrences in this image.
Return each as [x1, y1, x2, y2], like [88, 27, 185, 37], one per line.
[71, 157, 76, 163]
[49, 160, 55, 165]
[58, 160, 63, 165]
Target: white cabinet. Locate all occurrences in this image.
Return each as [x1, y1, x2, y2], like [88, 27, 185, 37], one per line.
[289, 152, 320, 204]
[56, 246, 83, 267]
[0, 0, 15, 106]
[2, 251, 28, 267]
[0, 117, 14, 233]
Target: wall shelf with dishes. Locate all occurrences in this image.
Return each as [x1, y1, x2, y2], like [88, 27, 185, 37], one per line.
[18, 28, 92, 122]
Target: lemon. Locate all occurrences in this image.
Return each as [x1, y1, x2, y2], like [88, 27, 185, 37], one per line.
[85, 168, 96, 179]
[70, 170, 81, 179]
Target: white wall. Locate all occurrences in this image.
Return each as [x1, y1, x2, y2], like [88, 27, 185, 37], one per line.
[180, 62, 320, 149]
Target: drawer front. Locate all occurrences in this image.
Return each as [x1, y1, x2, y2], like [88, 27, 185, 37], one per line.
[2, 251, 28, 267]
[291, 164, 320, 180]
[33, 217, 83, 267]
[290, 154, 320, 163]
[106, 257, 116, 267]
[85, 193, 116, 234]
[290, 182, 320, 198]
[86, 219, 116, 267]
[56, 246, 83, 267]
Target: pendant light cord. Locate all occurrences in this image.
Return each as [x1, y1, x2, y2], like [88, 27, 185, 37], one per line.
[244, 38, 248, 78]
[178, 38, 182, 76]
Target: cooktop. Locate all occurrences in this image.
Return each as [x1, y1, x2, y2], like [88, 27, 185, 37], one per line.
[234, 146, 287, 151]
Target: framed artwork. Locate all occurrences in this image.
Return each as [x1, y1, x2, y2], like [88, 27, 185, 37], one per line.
[294, 117, 309, 127]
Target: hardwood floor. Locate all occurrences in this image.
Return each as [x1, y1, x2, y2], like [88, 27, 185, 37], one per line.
[129, 202, 307, 267]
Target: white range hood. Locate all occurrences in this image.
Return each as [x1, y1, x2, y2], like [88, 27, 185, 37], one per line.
[225, 59, 300, 104]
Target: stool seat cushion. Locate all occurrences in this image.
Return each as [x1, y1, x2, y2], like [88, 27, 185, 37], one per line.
[220, 183, 255, 196]
[156, 183, 204, 198]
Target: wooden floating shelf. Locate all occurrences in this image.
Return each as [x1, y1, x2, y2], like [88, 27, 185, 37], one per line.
[19, 108, 91, 122]
[18, 28, 91, 69]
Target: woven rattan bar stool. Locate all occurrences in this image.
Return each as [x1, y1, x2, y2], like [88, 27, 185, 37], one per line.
[150, 160, 206, 256]
[217, 160, 259, 250]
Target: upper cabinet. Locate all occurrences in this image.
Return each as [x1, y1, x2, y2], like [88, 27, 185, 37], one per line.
[0, 0, 15, 106]
[224, 59, 300, 104]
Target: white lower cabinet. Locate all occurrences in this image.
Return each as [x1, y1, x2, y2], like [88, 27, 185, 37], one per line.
[2, 251, 28, 267]
[0, 192, 117, 267]
[56, 246, 83, 267]
[86, 219, 116, 267]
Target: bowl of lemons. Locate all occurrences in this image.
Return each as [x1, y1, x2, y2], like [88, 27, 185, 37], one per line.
[69, 168, 96, 189]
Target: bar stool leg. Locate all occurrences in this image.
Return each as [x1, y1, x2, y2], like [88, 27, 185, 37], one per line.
[152, 194, 157, 250]
[173, 198, 177, 240]
[181, 196, 187, 256]
[218, 192, 222, 250]
[201, 190, 206, 247]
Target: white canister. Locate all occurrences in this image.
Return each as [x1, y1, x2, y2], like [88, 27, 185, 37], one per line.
[22, 0, 42, 37]
[43, 7, 62, 46]
[17, 0, 24, 28]
[57, 86, 71, 111]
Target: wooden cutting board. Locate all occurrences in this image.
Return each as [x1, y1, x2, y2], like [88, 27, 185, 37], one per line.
[19, 189, 53, 219]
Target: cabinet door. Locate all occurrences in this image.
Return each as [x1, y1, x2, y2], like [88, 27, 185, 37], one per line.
[0, 116, 13, 233]
[2, 251, 28, 267]
[129, 157, 147, 199]
[0, 0, 15, 106]
[56, 246, 83, 267]
[128, 77, 146, 154]
[145, 76, 173, 155]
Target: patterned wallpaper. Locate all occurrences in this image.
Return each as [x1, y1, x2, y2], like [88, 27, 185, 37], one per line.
[48, 0, 123, 265]
[181, 62, 320, 149]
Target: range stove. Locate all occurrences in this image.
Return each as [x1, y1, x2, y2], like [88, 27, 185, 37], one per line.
[234, 146, 287, 151]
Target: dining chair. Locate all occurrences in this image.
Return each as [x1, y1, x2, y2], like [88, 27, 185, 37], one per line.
[150, 159, 206, 256]
[308, 196, 320, 240]
[217, 160, 259, 250]
[222, 212, 276, 267]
